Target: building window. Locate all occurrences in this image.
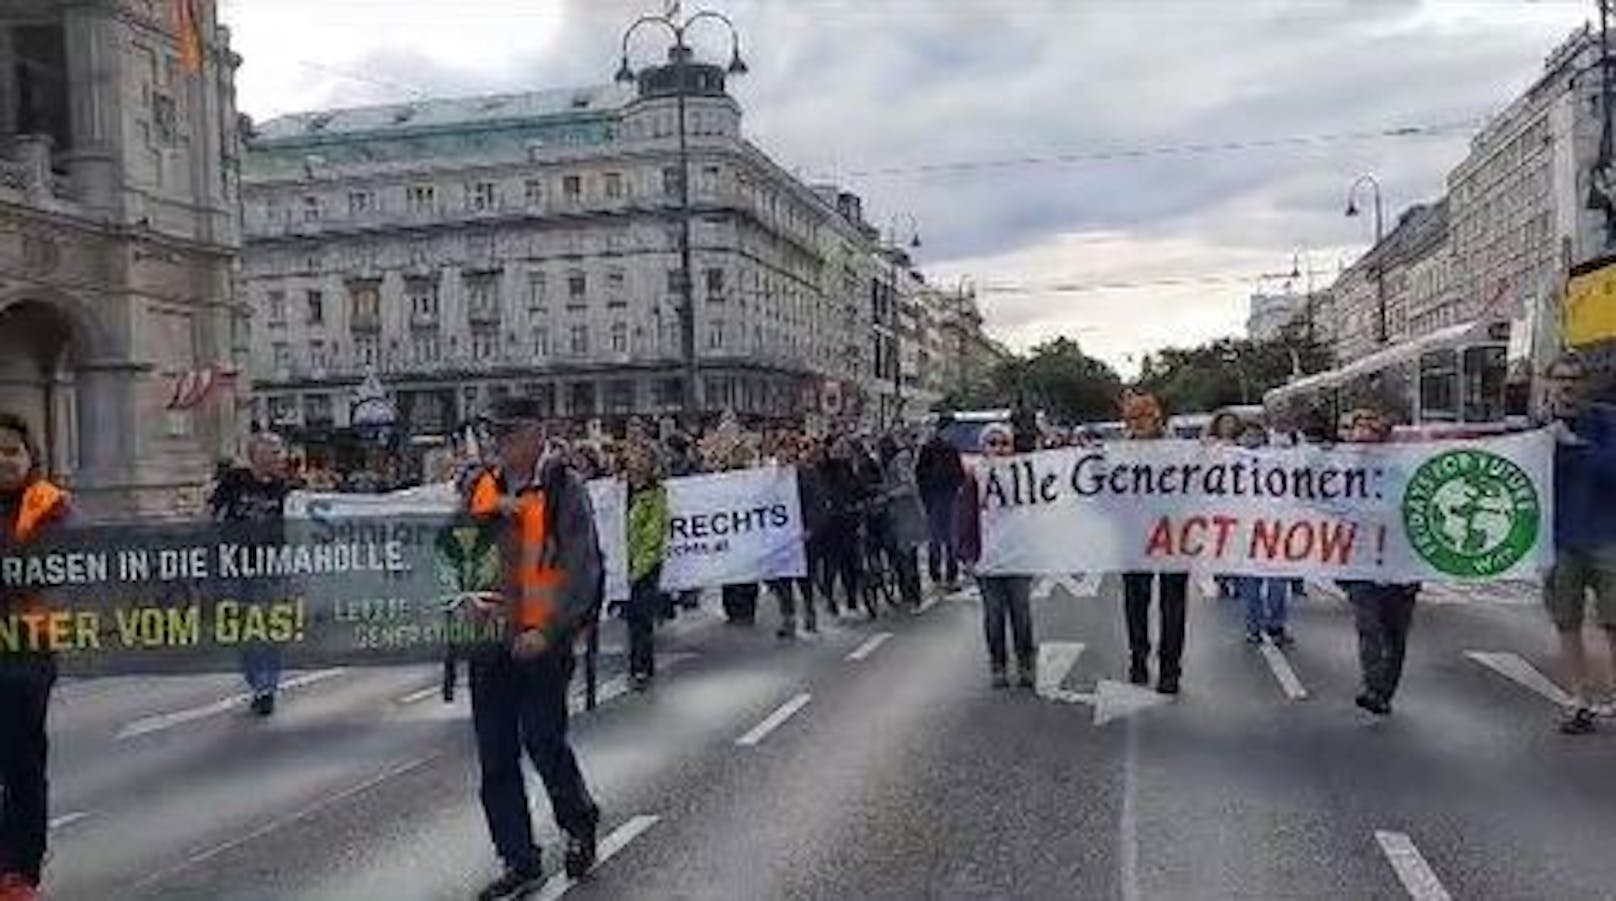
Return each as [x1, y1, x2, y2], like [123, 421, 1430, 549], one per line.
[355, 335, 379, 368]
[465, 273, 500, 320]
[527, 271, 547, 313]
[468, 181, 496, 211]
[268, 395, 296, 424]
[302, 195, 321, 221]
[569, 382, 596, 416]
[532, 327, 550, 357]
[662, 166, 681, 199]
[406, 277, 439, 321]
[604, 172, 624, 199]
[407, 184, 436, 213]
[309, 340, 329, 372]
[611, 321, 628, 353]
[666, 268, 683, 295]
[266, 289, 287, 324]
[608, 380, 634, 414]
[412, 333, 441, 364]
[562, 174, 582, 203]
[705, 267, 725, 300]
[524, 178, 544, 206]
[306, 289, 324, 325]
[272, 342, 291, 372]
[707, 320, 723, 350]
[607, 268, 626, 308]
[470, 329, 499, 361]
[567, 271, 587, 309]
[347, 190, 373, 216]
[569, 324, 589, 355]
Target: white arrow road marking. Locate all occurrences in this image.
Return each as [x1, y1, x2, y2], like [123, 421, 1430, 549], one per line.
[116, 669, 347, 740]
[531, 815, 661, 901]
[1375, 830, 1453, 901]
[49, 811, 90, 831]
[1041, 679, 1173, 726]
[1465, 651, 1576, 708]
[846, 632, 893, 661]
[735, 692, 812, 747]
[1258, 638, 1309, 700]
[1196, 575, 1221, 600]
[1065, 573, 1101, 598]
[1035, 642, 1085, 697]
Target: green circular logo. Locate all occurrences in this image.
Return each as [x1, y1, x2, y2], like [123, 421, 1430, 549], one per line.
[1401, 449, 1540, 577]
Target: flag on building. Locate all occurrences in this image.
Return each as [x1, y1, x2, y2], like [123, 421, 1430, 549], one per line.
[174, 0, 204, 74]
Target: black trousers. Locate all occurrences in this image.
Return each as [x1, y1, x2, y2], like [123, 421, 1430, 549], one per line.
[821, 526, 863, 613]
[469, 648, 599, 871]
[1123, 572, 1189, 678]
[0, 658, 54, 885]
[1349, 586, 1418, 702]
[721, 583, 759, 623]
[627, 571, 661, 678]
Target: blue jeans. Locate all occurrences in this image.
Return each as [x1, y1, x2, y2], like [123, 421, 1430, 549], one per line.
[1240, 577, 1289, 635]
[979, 576, 1035, 673]
[242, 644, 282, 697]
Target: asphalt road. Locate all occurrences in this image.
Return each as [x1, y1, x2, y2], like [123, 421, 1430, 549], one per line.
[35, 576, 1616, 900]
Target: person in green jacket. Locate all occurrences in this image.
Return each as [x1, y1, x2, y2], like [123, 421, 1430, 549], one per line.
[624, 443, 670, 691]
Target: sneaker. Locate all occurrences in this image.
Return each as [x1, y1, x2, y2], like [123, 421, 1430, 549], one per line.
[0, 872, 39, 901]
[1560, 707, 1598, 735]
[1355, 693, 1392, 716]
[1128, 659, 1149, 686]
[1244, 631, 1264, 645]
[776, 625, 795, 640]
[249, 692, 276, 717]
[1157, 674, 1181, 696]
[990, 670, 1010, 689]
[564, 825, 597, 879]
[1016, 667, 1037, 690]
[630, 673, 652, 692]
[1267, 629, 1294, 647]
[804, 621, 819, 635]
[476, 860, 544, 901]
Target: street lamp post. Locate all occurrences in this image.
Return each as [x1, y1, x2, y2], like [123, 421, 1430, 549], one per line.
[885, 214, 921, 427]
[1345, 173, 1387, 344]
[616, 9, 748, 426]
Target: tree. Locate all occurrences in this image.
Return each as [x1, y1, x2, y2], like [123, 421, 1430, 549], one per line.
[1135, 336, 1330, 415]
[939, 337, 1124, 423]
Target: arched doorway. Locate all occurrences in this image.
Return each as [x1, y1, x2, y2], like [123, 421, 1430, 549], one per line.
[0, 296, 89, 481]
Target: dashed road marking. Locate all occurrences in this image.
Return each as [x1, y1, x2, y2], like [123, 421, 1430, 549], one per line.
[846, 632, 893, 661]
[116, 669, 347, 741]
[735, 692, 812, 747]
[49, 811, 90, 831]
[1374, 830, 1452, 901]
[532, 815, 661, 901]
[1465, 651, 1576, 708]
[1258, 638, 1308, 700]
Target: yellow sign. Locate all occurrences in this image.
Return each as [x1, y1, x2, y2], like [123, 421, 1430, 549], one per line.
[1565, 260, 1616, 347]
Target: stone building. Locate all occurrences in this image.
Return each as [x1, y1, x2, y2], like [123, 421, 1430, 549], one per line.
[0, 0, 244, 519]
[240, 57, 906, 452]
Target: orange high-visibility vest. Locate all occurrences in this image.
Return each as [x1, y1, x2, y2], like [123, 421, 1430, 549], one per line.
[466, 470, 565, 632]
[5, 479, 69, 618]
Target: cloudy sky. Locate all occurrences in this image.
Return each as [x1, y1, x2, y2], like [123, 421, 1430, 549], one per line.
[218, 0, 1593, 375]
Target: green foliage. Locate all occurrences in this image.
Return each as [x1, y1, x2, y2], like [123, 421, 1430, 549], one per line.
[1134, 336, 1330, 415]
[939, 337, 1124, 423]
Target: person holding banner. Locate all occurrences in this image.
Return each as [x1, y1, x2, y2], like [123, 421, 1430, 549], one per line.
[766, 434, 823, 638]
[461, 397, 602, 898]
[1118, 393, 1190, 695]
[0, 413, 73, 900]
[1339, 408, 1421, 718]
[624, 444, 669, 690]
[820, 436, 871, 619]
[956, 422, 1038, 689]
[210, 432, 292, 716]
[1541, 354, 1616, 735]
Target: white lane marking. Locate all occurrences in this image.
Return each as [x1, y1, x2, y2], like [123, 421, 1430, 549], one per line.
[1465, 651, 1576, 709]
[1119, 716, 1142, 901]
[917, 593, 943, 614]
[846, 632, 893, 661]
[1041, 679, 1171, 727]
[116, 669, 347, 740]
[131, 754, 439, 890]
[1196, 575, 1220, 600]
[1374, 830, 1453, 901]
[531, 815, 661, 901]
[49, 811, 90, 831]
[735, 692, 812, 747]
[397, 684, 441, 706]
[1258, 639, 1309, 700]
[1035, 641, 1085, 697]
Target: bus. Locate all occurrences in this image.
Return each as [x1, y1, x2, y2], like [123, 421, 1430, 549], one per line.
[1262, 319, 1522, 440]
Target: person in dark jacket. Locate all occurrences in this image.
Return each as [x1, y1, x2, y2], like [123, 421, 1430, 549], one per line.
[915, 416, 966, 590]
[0, 413, 73, 899]
[767, 434, 825, 637]
[1338, 408, 1419, 717]
[1539, 354, 1616, 734]
[818, 436, 869, 617]
[1118, 393, 1190, 695]
[209, 432, 291, 717]
[955, 422, 1036, 688]
[876, 434, 927, 611]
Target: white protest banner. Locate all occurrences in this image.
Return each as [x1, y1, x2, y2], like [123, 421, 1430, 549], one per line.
[286, 479, 631, 602]
[586, 478, 630, 603]
[659, 466, 806, 592]
[978, 430, 1555, 583]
